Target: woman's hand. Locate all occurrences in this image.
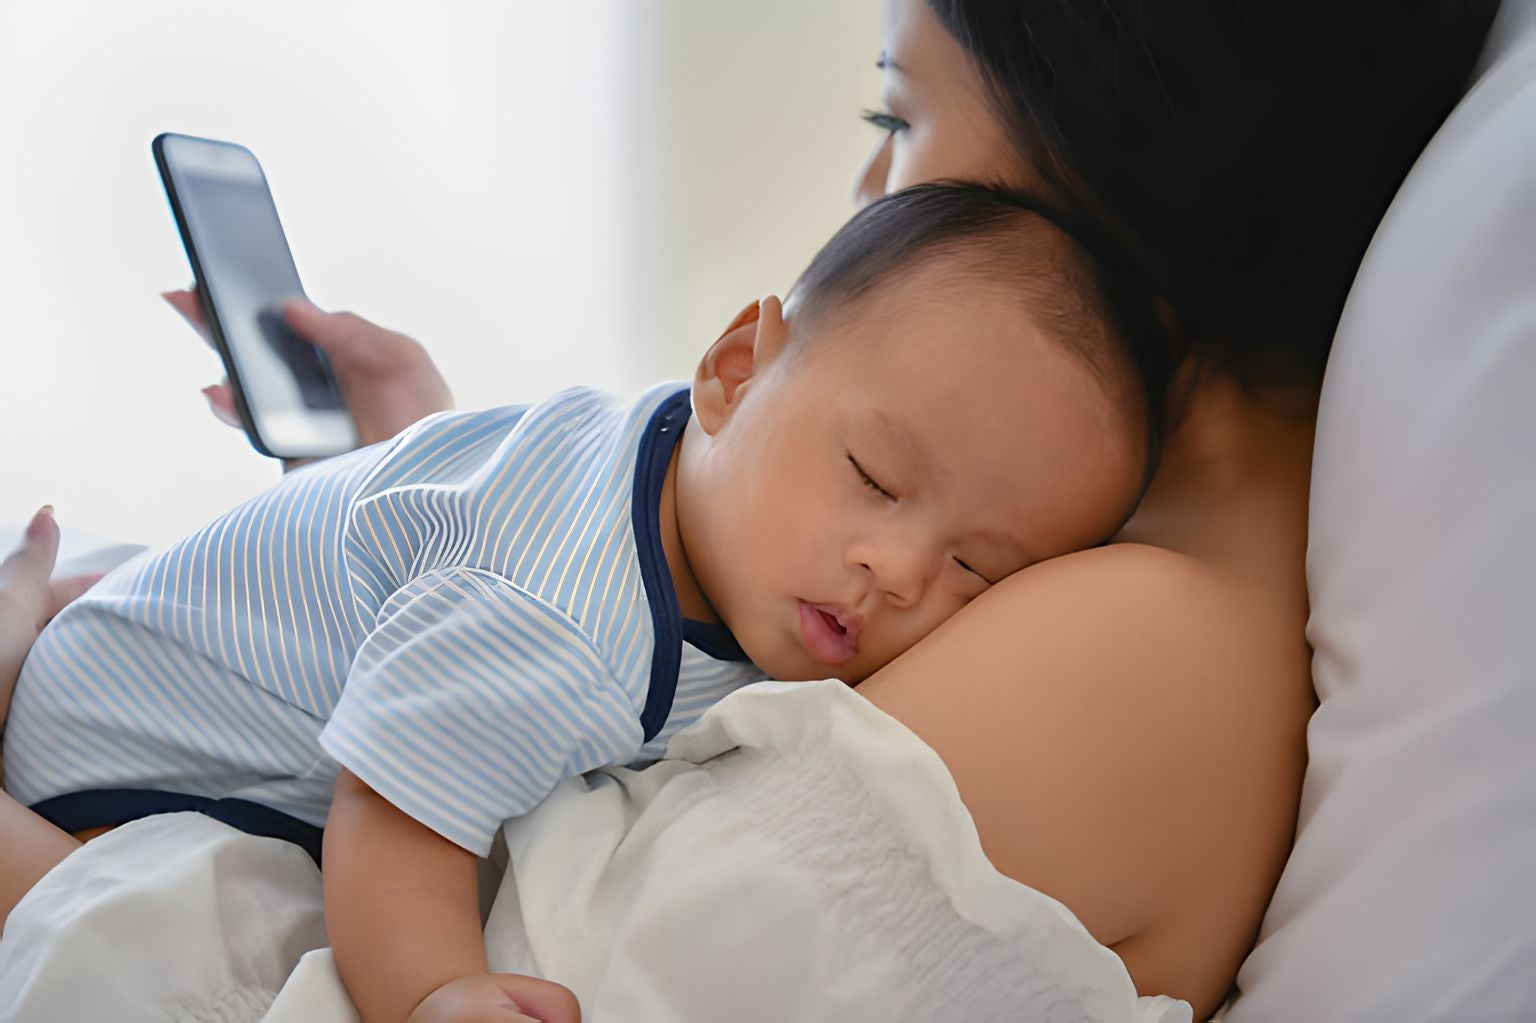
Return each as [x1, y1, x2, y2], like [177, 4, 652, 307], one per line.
[408, 973, 581, 1023]
[163, 289, 454, 451]
[0, 508, 101, 731]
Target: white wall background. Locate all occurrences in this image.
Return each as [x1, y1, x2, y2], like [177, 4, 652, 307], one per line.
[0, 2, 881, 546]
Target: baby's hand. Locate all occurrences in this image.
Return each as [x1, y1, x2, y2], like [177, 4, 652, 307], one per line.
[408, 972, 581, 1023]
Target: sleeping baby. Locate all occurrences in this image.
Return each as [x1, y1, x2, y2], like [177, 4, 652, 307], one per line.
[2, 182, 1163, 1021]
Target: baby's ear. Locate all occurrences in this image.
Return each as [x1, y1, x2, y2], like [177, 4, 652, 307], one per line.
[692, 296, 788, 435]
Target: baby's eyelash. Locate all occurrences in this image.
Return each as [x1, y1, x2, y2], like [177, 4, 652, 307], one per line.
[848, 454, 895, 500]
[954, 558, 992, 585]
[860, 109, 910, 134]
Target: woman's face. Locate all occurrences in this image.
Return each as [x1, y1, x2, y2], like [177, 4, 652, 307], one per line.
[852, 0, 1040, 208]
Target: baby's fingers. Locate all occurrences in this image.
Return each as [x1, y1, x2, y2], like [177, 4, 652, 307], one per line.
[488, 975, 581, 1023]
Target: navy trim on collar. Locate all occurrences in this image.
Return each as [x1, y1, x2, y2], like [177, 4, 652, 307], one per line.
[682, 618, 752, 662]
[632, 387, 695, 742]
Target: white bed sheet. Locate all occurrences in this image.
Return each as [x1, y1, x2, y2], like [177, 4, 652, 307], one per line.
[0, 603, 1192, 1023]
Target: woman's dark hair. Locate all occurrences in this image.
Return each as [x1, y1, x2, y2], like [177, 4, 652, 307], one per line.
[789, 181, 1176, 507]
[928, 0, 1500, 390]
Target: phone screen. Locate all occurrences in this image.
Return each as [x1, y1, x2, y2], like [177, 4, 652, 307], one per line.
[156, 134, 353, 455]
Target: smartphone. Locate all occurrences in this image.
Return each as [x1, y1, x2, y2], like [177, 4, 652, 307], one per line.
[153, 132, 356, 458]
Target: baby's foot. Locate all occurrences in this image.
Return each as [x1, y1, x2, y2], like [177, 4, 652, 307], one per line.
[0, 508, 99, 731]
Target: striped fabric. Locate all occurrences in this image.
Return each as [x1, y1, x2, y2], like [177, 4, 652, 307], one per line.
[4, 384, 765, 856]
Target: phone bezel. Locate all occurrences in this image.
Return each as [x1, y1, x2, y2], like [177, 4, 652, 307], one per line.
[152, 132, 356, 459]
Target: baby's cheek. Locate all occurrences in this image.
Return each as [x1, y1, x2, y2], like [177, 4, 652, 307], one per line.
[890, 591, 970, 661]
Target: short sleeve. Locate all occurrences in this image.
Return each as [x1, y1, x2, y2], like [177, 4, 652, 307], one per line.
[319, 568, 644, 856]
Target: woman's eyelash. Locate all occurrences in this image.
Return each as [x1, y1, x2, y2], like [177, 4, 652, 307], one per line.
[860, 109, 910, 134]
[848, 454, 895, 500]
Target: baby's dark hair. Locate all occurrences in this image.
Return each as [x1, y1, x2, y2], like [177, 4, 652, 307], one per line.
[785, 182, 1175, 499]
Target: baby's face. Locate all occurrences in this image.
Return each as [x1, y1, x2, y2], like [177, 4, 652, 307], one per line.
[679, 275, 1145, 684]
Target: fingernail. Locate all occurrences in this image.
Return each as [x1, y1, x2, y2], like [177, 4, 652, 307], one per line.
[26, 505, 55, 541]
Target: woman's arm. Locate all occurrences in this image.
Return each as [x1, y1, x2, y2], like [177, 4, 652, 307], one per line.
[856, 542, 1310, 1014]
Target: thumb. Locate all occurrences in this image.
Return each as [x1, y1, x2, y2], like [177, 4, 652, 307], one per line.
[281, 298, 366, 363]
[1, 507, 61, 585]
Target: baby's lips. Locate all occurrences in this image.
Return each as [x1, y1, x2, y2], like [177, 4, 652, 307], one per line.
[799, 601, 861, 665]
[837, 610, 864, 648]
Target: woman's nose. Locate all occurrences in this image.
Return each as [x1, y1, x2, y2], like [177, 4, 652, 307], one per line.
[851, 135, 893, 209]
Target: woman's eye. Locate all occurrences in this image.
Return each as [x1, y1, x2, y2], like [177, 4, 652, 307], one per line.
[860, 109, 910, 135]
[848, 454, 895, 501]
[954, 558, 993, 585]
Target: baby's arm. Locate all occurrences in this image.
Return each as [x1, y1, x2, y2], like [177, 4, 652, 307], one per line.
[324, 768, 486, 1020]
[326, 770, 583, 1023]
[319, 570, 643, 1019]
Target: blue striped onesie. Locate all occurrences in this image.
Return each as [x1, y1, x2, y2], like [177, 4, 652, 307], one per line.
[3, 384, 766, 857]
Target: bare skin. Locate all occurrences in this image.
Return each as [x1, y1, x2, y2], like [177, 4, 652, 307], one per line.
[180, 285, 1311, 1018]
[3, 2, 1318, 1016]
[855, 371, 1316, 1015]
[0, 518, 575, 1021]
[0, 369, 1312, 1018]
[844, 2, 1317, 1012]
[0, 510, 98, 930]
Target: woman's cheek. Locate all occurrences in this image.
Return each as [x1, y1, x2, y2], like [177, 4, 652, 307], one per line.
[884, 133, 930, 194]
[853, 136, 895, 207]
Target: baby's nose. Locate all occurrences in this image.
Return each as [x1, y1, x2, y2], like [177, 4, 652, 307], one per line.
[860, 544, 937, 611]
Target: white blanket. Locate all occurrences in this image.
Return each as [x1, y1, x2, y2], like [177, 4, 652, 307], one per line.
[0, 680, 1190, 1023]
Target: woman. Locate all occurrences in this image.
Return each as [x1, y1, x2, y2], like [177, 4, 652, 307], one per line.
[0, 0, 1495, 1017]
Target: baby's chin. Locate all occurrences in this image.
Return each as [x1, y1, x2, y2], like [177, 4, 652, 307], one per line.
[740, 643, 875, 687]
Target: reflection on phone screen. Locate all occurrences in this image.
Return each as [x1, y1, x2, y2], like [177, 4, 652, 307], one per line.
[178, 162, 345, 415]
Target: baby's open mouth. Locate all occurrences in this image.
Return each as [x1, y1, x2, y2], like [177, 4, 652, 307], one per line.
[798, 601, 859, 665]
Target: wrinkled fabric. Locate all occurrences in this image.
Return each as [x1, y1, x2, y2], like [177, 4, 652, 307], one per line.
[0, 681, 1190, 1023]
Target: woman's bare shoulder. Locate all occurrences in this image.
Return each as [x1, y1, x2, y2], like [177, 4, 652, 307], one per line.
[858, 541, 1310, 996]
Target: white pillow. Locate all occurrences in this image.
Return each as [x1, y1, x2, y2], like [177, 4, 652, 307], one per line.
[1228, 4, 1536, 1020]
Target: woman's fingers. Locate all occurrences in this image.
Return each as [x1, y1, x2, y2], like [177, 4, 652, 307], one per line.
[281, 298, 398, 373]
[166, 289, 456, 446]
[200, 382, 242, 428]
[0, 508, 61, 598]
[0, 511, 100, 625]
[48, 574, 104, 623]
[0, 509, 63, 717]
[164, 287, 246, 432]
[161, 288, 213, 346]
[282, 298, 361, 357]
[277, 298, 454, 445]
